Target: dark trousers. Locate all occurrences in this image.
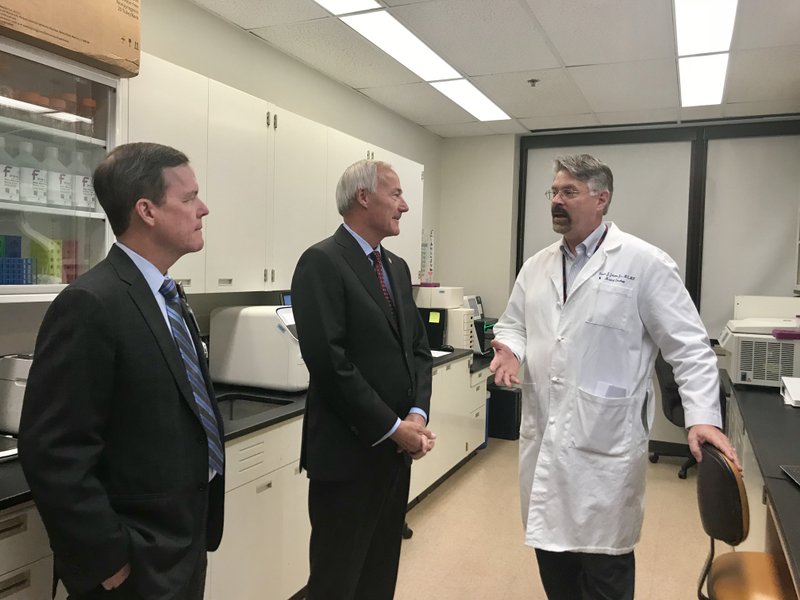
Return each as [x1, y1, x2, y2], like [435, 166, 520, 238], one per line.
[535, 548, 635, 600]
[69, 551, 207, 600]
[306, 461, 411, 600]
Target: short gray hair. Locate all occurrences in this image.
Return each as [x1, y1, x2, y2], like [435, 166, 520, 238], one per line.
[554, 154, 614, 213]
[336, 159, 392, 216]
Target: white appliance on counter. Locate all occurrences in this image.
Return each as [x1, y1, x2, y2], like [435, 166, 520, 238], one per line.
[0, 354, 32, 461]
[209, 306, 309, 392]
[0, 354, 31, 435]
[413, 286, 464, 309]
[719, 296, 800, 387]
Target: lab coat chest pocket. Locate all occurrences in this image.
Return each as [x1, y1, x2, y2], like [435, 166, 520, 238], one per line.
[570, 389, 634, 457]
[586, 282, 633, 331]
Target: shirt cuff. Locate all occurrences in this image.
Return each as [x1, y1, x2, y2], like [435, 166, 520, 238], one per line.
[373, 418, 401, 446]
[408, 407, 428, 423]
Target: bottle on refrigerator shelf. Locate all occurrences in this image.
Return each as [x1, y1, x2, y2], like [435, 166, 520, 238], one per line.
[43, 146, 72, 207]
[17, 141, 47, 205]
[0, 137, 20, 203]
[68, 151, 96, 211]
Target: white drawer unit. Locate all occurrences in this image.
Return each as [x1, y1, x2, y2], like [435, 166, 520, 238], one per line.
[224, 416, 303, 493]
[0, 503, 50, 577]
[0, 555, 54, 600]
[469, 365, 491, 388]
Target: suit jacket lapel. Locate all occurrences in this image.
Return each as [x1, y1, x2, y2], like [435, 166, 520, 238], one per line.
[107, 246, 199, 416]
[335, 226, 400, 337]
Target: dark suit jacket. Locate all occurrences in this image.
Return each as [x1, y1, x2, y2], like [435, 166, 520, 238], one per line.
[19, 245, 224, 599]
[291, 225, 433, 481]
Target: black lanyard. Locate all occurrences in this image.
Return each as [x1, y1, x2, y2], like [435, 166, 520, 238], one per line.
[562, 225, 609, 303]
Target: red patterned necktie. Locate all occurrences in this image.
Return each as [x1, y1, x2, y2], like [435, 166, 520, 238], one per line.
[372, 250, 397, 324]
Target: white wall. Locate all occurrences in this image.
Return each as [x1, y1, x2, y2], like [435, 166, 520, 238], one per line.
[437, 135, 519, 318]
[139, 0, 443, 236]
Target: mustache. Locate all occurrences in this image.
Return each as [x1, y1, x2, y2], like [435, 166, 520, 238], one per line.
[551, 206, 570, 218]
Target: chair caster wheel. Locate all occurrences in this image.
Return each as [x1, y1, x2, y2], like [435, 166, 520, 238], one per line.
[402, 522, 413, 539]
[649, 453, 659, 464]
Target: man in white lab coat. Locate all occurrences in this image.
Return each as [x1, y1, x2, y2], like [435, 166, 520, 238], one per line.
[490, 154, 740, 600]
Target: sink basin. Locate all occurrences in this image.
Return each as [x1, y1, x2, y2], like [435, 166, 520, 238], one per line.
[216, 393, 293, 422]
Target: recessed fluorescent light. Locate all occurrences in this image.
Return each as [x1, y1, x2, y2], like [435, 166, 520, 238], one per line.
[431, 79, 510, 121]
[312, 0, 381, 15]
[674, 0, 738, 56]
[341, 11, 460, 82]
[679, 53, 729, 107]
[0, 96, 50, 113]
[42, 112, 92, 124]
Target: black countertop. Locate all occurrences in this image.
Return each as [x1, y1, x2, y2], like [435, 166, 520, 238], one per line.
[732, 384, 800, 589]
[0, 347, 483, 511]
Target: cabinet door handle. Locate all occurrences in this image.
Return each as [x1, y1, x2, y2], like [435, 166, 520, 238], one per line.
[0, 570, 30, 598]
[271, 269, 275, 283]
[0, 513, 26, 541]
[217, 278, 233, 286]
[175, 278, 192, 288]
[256, 480, 273, 494]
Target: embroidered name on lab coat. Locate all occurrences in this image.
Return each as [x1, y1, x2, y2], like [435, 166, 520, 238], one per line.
[598, 271, 637, 284]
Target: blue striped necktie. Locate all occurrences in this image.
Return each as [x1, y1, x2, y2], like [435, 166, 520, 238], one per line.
[159, 277, 224, 475]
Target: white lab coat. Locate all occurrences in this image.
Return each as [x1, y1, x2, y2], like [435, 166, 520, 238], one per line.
[494, 222, 721, 554]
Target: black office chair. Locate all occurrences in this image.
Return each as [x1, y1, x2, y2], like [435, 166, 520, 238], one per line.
[696, 443, 793, 599]
[649, 352, 728, 479]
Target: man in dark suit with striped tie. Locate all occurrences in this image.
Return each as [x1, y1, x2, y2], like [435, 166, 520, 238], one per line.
[291, 159, 435, 600]
[19, 142, 224, 600]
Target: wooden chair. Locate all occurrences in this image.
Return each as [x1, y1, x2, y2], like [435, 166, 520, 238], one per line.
[696, 443, 795, 599]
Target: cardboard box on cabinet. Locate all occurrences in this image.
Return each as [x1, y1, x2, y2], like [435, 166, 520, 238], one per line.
[0, 0, 140, 77]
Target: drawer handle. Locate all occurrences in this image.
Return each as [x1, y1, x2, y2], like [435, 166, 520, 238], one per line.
[0, 571, 30, 598]
[256, 481, 273, 494]
[175, 278, 192, 287]
[0, 514, 26, 541]
[218, 278, 233, 286]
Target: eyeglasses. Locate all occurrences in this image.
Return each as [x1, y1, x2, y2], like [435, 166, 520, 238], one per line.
[545, 187, 595, 201]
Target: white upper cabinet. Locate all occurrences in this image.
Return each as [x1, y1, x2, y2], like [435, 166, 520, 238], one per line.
[269, 107, 327, 290]
[205, 81, 271, 293]
[127, 52, 209, 292]
[126, 54, 424, 294]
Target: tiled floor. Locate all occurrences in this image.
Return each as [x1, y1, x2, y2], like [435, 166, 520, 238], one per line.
[396, 439, 707, 599]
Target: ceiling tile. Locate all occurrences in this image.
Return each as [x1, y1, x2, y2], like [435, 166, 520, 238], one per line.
[569, 59, 678, 113]
[733, 0, 800, 51]
[472, 69, 592, 119]
[189, 0, 328, 29]
[424, 122, 499, 137]
[723, 100, 800, 118]
[519, 113, 601, 132]
[524, 0, 675, 66]
[595, 108, 679, 126]
[391, 0, 560, 76]
[251, 18, 423, 89]
[725, 46, 800, 103]
[679, 105, 726, 122]
[359, 82, 475, 125]
[183, 0, 800, 137]
[486, 120, 531, 135]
